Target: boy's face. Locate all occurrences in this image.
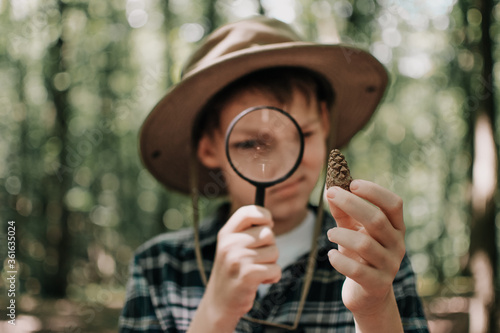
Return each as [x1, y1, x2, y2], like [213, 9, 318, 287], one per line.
[198, 88, 329, 230]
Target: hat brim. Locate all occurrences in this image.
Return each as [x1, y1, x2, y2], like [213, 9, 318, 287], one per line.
[139, 42, 389, 195]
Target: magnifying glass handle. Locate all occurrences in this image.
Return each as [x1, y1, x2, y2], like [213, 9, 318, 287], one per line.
[255, 186, 265, 207]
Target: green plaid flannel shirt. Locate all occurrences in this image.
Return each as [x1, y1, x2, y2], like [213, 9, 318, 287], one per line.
[119, 204, 429, 332]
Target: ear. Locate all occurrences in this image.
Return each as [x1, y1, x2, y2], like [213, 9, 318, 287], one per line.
[197, 134, 221, 169]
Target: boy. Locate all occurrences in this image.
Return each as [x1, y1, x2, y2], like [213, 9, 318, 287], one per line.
[120, 16, 429, 332]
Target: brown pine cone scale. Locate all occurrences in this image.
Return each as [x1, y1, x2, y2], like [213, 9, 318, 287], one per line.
[326, 149, 352, 191]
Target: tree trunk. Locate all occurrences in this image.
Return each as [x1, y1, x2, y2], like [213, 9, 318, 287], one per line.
[467, 0, 498, 332]
[41, 4, 72, 297]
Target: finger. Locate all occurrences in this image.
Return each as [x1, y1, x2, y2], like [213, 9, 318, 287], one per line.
[248, 263, 282, 285]
[350, 179, 405, 232]
[227, 246, 278, 268]
[249, 244, 279, 264]
[244, 225, 275, 248]
[328, 249, 391, 289]
[326, 186, 400, 247]
[218, 227, 272, 249]
[328, 227, 393, 271]
[223, 205, 273, 234]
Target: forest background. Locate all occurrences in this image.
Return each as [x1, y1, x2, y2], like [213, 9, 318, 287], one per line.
[0, 0, 499, 332]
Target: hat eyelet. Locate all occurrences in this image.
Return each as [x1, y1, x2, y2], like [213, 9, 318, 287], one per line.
[152, 150, 161, 159]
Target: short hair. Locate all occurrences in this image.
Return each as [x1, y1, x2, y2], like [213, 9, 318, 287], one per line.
[192, 66, 335, 147]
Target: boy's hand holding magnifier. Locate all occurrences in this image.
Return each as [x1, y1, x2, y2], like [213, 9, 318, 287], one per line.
[196, 106, 305, 329]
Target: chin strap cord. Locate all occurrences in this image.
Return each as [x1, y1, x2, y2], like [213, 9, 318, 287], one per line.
[191, 153, 208, 286]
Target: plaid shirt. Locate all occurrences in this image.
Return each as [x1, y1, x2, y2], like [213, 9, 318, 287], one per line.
[119, 204, 429, 333]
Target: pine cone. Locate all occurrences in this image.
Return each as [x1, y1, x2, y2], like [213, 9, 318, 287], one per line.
[326, 149, 352, 191]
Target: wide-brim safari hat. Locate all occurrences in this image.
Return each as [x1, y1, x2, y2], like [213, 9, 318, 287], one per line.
[139, 16, 388, 195]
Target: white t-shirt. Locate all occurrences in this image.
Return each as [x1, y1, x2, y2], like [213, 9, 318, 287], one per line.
[257, 209, 315, 298]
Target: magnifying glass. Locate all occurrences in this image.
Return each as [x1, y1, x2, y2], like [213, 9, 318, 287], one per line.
[225, 106, 304, 207]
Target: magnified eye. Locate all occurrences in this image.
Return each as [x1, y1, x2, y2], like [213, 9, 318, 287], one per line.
[233, 138, 273, 151]
[233, 139, 259, 150]
[225, 106, 304, 186]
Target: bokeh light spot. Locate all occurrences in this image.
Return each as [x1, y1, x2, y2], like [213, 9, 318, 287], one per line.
[179, 23, 205, 43]
[128, 9, 148, 28]
[163, 208, 184, 230]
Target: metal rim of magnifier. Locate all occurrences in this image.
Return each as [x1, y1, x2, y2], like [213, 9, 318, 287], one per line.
[224, 105, 305, 188]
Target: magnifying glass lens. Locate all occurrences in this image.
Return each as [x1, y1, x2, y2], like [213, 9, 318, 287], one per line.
[226, 107, 303, 184]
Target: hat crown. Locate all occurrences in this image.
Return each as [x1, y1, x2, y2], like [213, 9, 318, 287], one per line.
[183, 17, 304, 77]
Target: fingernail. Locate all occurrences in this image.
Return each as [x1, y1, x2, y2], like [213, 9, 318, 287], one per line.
[326, 186, 337, 200]
[350, 179, 359, 191]
[327, 227, 335, 239]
